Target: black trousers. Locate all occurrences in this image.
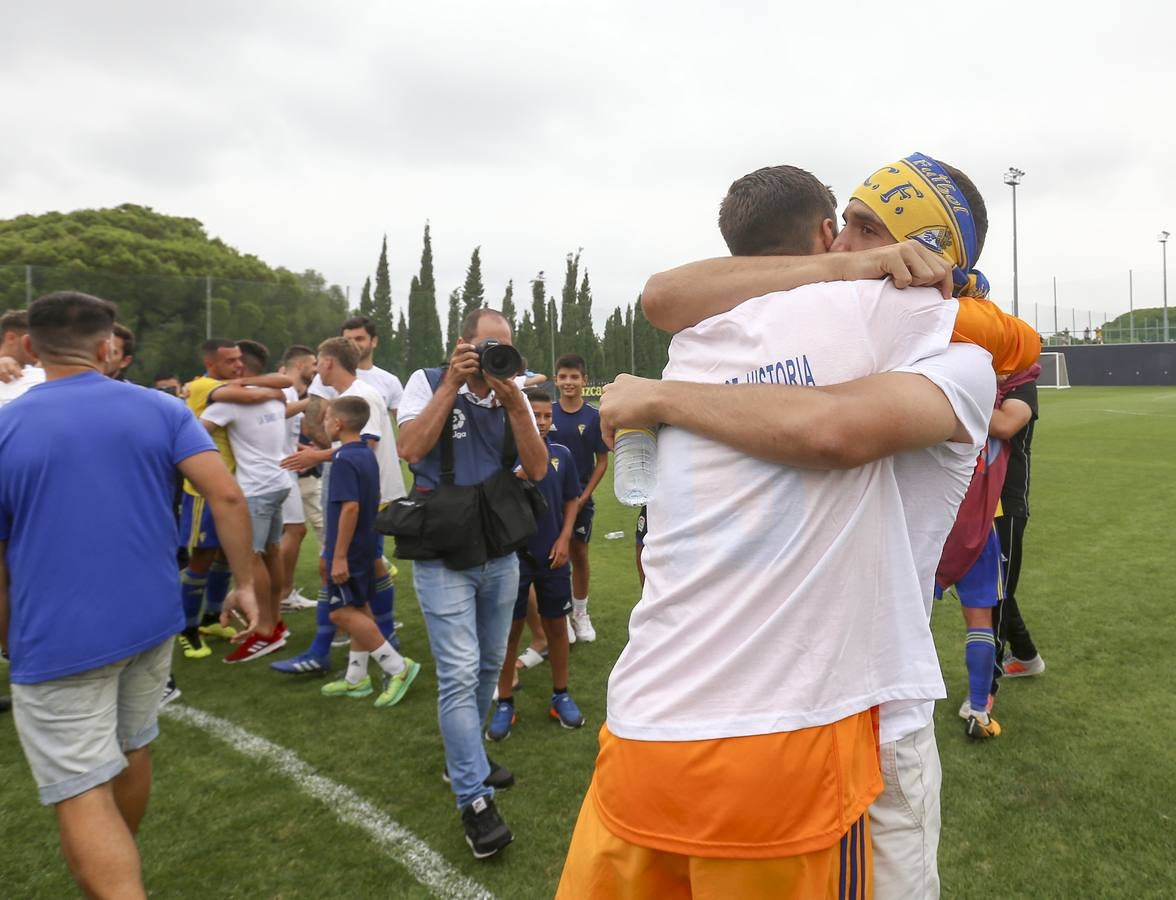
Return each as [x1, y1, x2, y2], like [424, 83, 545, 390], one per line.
[994, 514, 1038, 662]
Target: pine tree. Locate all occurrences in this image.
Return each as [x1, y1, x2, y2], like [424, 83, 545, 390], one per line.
[358, 276, 373, 316]
[371, 236, 394, 369]
[460, 246, 485, 319]
[406, 223, 444, 371]
[446, 288, 461, 350]
[500, 280, 516, 334]
[575, 268, 601, 373]
[515, 309, 539, 374]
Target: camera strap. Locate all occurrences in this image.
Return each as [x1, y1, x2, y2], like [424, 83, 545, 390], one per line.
[500, 416, 517, 473]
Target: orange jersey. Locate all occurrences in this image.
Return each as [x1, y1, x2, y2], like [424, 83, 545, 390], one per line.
[591, 709, 882, 860]
[953, 297, 1040, 375]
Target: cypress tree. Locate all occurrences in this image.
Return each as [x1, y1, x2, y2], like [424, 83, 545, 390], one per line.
[500, 279, 516, 334]
[446, 288, 461, 350]
[406, 223, 444, 371]
[529, 272, 548, 374]
[389, 310, 408, 376]
[558, 251, 580, 349]
[358, 276, 373, 316]
[371, 236, 394, 369]
[460, 246, 485, 319]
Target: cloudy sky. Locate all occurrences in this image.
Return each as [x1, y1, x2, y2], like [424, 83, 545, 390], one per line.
[4, 1, 1174, 335]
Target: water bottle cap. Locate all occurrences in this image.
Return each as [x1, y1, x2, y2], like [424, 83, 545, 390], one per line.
[615, 427, 655, 438]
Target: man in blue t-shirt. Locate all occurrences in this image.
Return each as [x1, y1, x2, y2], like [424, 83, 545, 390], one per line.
[550, 353, 610, 644]
[0, 292, 258, 898]
[487, 389, 585, 743]
[318, 396, 420, 708]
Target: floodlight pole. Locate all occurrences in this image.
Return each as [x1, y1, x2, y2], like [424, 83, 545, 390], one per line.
[1129, 269, 1135, 342]
[1004, 167, 1025, 319]
[1161, 231, 1170, 342]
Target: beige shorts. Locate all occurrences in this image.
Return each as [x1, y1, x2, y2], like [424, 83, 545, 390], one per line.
[11, 638, 173, 805]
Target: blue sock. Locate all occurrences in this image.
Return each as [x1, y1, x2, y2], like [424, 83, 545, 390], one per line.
[307, 587, 336, 659]
[965, 628, 996, 713]
[204, 559, 231, 620]
[181, 569, 208, 631]
[372, 573, 399, 651]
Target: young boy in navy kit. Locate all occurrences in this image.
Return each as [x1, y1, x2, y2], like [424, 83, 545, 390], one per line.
[318, 396, 420, 707]
[486, 389, 585, 740]
[550, 353, 610, 643]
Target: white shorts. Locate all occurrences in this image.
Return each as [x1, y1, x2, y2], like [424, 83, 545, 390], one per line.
[281, 472, 305, 525]
[11, 638, 173, 805]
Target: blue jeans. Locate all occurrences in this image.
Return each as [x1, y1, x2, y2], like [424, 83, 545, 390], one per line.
[413, 555, 518, 810]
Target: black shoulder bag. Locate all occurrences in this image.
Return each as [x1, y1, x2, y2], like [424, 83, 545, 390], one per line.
[479, 416, 548, 558]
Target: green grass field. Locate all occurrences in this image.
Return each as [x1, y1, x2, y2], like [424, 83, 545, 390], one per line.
[3, 386, 1175, 898]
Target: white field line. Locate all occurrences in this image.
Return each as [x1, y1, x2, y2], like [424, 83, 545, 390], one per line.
[162, 704, 495, 900]
[1101, 408, 1176, 417]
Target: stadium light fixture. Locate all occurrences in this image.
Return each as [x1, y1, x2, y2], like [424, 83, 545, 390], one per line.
[1004, 168, 1025, 319]
[1161, 231, 1170, 343]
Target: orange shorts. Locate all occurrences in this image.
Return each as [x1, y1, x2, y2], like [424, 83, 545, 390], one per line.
[557, 781, 873, 900]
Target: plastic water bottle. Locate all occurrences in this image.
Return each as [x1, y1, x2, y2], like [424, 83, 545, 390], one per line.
[604, 531, 625, 540]
[613, 427, 657, 507]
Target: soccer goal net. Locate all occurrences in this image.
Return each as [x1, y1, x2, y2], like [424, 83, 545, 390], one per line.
[1038, 351, 1071, 389]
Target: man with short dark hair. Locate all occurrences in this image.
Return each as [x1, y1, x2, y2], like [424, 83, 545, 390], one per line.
[0, 309, 45, 408]
[398, 307, 548, 858]
[105, 323, 135, 381]
[0, 291, 258, 898]
[153, 373, 181, 396]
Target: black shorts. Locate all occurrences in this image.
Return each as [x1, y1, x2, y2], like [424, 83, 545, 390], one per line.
[326, 566, 376, 612]
[572, 498, 595, 544]
[635, 506, 648, 547]
[514, 553, 573, 620]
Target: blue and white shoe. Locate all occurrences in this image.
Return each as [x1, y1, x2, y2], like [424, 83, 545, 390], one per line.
[485, 701, 517, 742]
[549, 692, 584, 729]
[270, 652, 330, 675]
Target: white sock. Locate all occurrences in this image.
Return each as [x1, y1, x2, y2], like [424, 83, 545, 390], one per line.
[346, 650, 370, 684]
[573, 596, 588, 617]
[372, 641, 406, 676]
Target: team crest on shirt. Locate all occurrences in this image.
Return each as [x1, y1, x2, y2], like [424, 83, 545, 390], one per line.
[551, 456, 559, 471]
[578, 424, 586, 435]
[906, 226, 953, 255]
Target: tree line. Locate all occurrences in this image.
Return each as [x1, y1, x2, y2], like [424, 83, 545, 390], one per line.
[0, 205, 669, 384]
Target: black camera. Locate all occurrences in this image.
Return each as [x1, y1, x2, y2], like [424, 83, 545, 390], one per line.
[475, 339, 522, 380]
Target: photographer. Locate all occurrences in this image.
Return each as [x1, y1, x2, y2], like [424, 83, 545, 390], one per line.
[397, 309, 547, 859]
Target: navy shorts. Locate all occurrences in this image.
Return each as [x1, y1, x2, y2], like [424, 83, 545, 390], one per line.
[179, 493, 219, 551]
[936, 527, 1004, 609]
[572, 498, 595, 544]
[514, 554, 573, 620]
[326, 566, 377, 612]
[635, 506, 648, 547]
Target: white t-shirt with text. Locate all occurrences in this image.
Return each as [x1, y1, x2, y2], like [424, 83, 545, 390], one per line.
[606, 280, 966, 742]
[201, 396, 290, 497]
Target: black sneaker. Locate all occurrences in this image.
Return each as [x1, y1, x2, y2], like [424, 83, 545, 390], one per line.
[461, 795, 513, 859]
[442, 757, 515, 790]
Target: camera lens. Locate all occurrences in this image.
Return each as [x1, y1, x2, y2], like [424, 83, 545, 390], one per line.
[477, 340, 523, 380]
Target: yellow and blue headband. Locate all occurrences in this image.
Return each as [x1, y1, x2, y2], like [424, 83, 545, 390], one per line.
[851, 152, 989, 298]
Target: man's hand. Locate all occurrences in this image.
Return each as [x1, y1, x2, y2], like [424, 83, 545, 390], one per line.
[839, 241, 955, 298]
[222, 584, 260, 643]
[0, 356, 21, 383]
[599, 375, 661, 449]
[331, 557, 350, 586]
[281, 443, 328, 472]
[485, 372, 524, 410]
[444, 342, 480, 388]
[550, 535, 571, 569]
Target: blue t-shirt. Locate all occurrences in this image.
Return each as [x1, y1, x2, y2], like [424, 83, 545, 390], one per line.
[525, 440, 580, 563]
[550, 400, 608, 493]
[323, 440, 380, 567]
[0, 371, 215, 684]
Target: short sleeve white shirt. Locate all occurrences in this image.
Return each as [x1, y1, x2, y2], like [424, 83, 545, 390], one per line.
[341, 378, 406, 503]
[606, 280, 960, 742]
[201, 396, 291, 497]
[307, 374, 335, 401]
[398, 370, 537, 428]
[0, 366, 46, 408]
[357, 365, 403, 413]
